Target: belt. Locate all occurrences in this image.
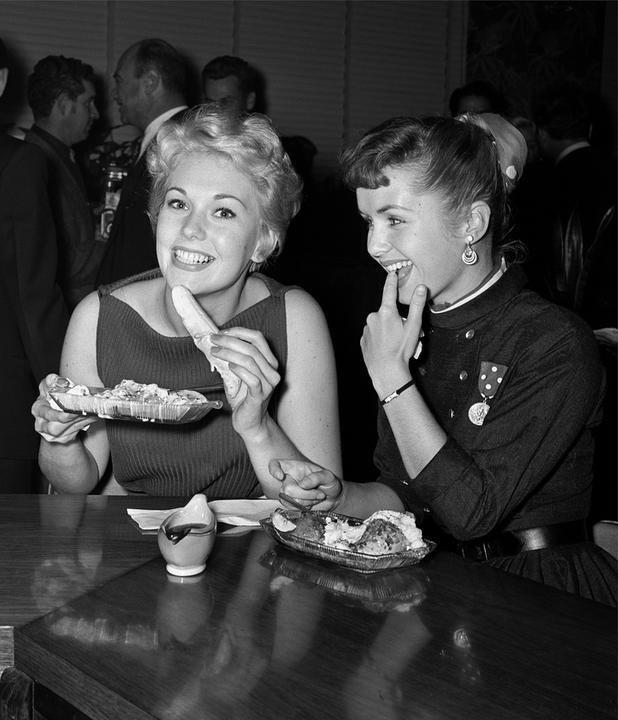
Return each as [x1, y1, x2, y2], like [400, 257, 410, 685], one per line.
[455, 520, 589, 562]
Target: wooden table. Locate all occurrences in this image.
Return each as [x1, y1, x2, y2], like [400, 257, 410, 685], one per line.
[0, 496, 615, 720]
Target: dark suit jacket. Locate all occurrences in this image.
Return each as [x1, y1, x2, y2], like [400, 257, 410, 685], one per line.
[96, 108, 191, 286]
[552, 146, 615, 248]
[0, 134, 68, 460]
[96, 150, 156, 286]
[25, 126, 103, 308]
[548, 146, 616, 318]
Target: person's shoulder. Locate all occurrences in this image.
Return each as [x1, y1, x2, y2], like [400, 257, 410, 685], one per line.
[0, 133, 20, 155]
[508, 287, 598, 361]
[559, 146, 614, 185]
[251, 272, 307, 304]
[510, 285, 584, 330]
[282, 285, 324, 318]
[0, 134, 46, 170]
[252, 272, 327, 328]
[123, 273, 162, 296]
[0, 138, 49, 200]
[100, 270, 163, 299]
[70, 289, 101, 327]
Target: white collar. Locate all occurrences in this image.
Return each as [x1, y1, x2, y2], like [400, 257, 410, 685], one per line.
[139, 106, 188, 159]
[431, 259, 506, 314]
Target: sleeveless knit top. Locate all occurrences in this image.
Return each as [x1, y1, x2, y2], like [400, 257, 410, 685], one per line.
[97, 270, 291, 497]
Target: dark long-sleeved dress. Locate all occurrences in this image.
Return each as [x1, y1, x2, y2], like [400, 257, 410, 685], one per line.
[375, 264, 616, 605]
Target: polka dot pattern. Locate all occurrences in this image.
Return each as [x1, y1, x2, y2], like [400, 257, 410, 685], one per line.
[476, 361, 508, 399]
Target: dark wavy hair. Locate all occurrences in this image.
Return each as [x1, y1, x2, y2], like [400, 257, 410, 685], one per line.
[449, 80, 507, 117]
[27, 55, 94, 119]
[340, 115, 515, 254]
[201, 55, 259, 97]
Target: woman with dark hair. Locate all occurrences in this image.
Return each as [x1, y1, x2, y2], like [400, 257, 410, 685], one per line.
[32, 105, 341, 497]
[273, 113, 616, 606]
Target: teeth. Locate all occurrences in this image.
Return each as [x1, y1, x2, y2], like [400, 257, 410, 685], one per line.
[385, 260, 413, 272]
[174, 249, 213, 265]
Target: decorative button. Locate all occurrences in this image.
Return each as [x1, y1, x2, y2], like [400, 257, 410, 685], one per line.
[459, 370, 468, 381]
[465, 329, 475, 339]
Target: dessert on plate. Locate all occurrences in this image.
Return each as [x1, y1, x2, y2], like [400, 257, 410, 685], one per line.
[271, 508, 426, 556]
[49, 377, 220, 423]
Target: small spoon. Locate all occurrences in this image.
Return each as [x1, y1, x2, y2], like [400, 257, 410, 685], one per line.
[164, 522, 211, 544]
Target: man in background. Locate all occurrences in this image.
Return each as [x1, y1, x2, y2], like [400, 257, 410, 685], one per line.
[534, 82, 617, 524]
[533, 82, 616, 315]
[25, 55, 103, 308]
[448, 79, 508, 117]
[0, 39, 68, 491]
[96, 38, 188, 286]
[201, 55, 260, 114]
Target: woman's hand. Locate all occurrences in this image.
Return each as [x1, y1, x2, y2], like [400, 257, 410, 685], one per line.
[32, 374, 95, 444]
[361, 272, 427, 396]
[208, 328, 281, 439]
[269, 458, 342, 511]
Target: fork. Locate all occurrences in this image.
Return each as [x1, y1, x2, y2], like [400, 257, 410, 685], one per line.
[278, 492, 320, 511]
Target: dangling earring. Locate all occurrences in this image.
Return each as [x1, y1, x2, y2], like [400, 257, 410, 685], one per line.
[461, 236, 478, 265]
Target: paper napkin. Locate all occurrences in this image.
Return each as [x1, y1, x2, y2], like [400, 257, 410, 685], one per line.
[127, 498, 281, 532]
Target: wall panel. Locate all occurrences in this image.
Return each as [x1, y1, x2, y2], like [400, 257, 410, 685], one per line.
[0, 0, 465, 174]
[0, 0, 107, 129]
[237, 0, 346, 175]
[346, 0, 451, 146]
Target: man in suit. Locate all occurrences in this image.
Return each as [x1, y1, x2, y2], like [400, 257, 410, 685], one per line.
[201, 55, 260, 114]
[25, 55, 103, 308]
[534, 82, 617, 524]
[0, 39, 69, 491]
[533, 82, 616, 314]
[96, 38, 188, 286]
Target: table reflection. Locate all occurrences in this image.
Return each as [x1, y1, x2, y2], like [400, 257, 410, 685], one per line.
[343, 608, 432, 720]
[260, 544, 429, 612]
[14, 509, 613, 720]
[31, 496, 109, 615]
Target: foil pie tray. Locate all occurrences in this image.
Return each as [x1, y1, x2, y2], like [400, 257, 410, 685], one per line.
[260, 510, 436, 574]
[49, 378, 223, 425]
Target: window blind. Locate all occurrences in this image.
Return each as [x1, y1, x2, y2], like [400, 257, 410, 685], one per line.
[345, 0, 457, 147]
[237, 0, 347, 177]
[0, 0, 466, 174]
[0, 0, 107, 129]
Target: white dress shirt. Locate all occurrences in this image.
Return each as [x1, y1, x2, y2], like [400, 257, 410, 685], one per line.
[138, 105, 188, 159]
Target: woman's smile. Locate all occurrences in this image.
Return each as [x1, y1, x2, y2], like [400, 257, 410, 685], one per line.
[172, 246, 215, 270]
